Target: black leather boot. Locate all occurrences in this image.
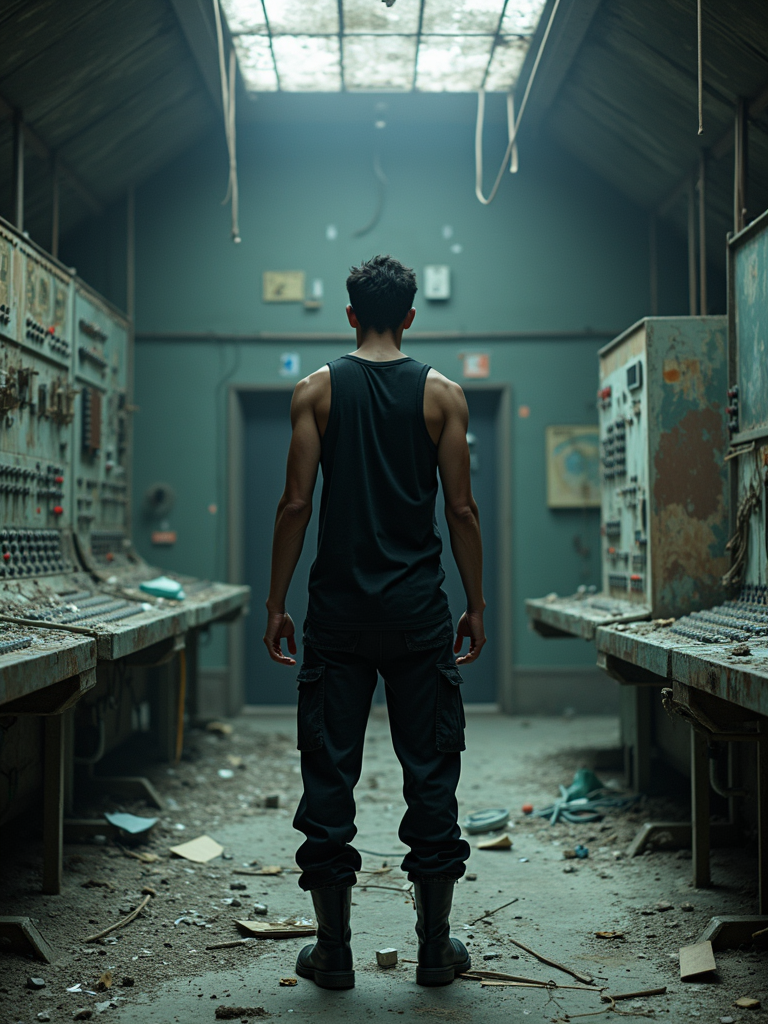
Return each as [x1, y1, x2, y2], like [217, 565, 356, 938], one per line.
[414, 879, 471, 986]
[295, 886, 355, 989]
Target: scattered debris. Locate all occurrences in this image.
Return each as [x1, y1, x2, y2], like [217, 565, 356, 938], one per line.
[236, 920, 316, 939]
[206, 721, 233, 737]
[506, 937, 593, 985]
[655, 901, 673, 912]
[732, 644, 751, 657]
[217, 769, 235, 780]
[27, 976, 46, 989]
[601, 987, 668, 1002]
[252, 903, 268, 916]
[73, 1010, 93, 1021]
[465, 873, 478, 881]
[521, 803, 533, 815]
[376, 948, 398, 967]
[226, 755, 245, 769]
[117, 845, 160, 864]
[279, 977, 298, 987]
[214, 1007, 268, 1019]
[230, 882, 248, 891]
[83, 892, 152, 943]
[476, 833, 513, 851]
[734, 997, 761, 1009]
[103, 812, 158, 835]
[37, 1012, 51, 1021]
[169, 835, 224, 864]
[206, 938, 257, 951]
[468, 898, 519, 927]
[264, 795, 281, 808]
[121, 978, 135, 987]
[235, 866, 283, 876]
[563, 864, 576, 873]
[96, 971, 112, 991]
[463, 808, 510, 835]
[0, 917, 55, 963]
[81, 879, 116, 891]
[595, 931, 624, 940]
[679, 902, 694, 912]
[680, 940, 717, 980]
[574, 844, 589, 859]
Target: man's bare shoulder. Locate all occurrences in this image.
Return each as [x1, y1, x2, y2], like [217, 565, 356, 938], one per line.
[425, 368, 466, 409]
[293, 365, 331, 405]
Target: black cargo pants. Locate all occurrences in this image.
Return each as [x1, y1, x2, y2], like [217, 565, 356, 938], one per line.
[292, 617, 471, 891]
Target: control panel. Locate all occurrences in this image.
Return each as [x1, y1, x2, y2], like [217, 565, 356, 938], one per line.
[72, 282, 131, 568]
[598, 318, 729, 618]
[0, 228, 77, 542]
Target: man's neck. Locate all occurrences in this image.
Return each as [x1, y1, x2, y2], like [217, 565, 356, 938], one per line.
[353, 330, 405, 362]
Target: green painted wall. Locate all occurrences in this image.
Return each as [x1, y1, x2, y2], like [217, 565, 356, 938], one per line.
[62, 93, 693, 680]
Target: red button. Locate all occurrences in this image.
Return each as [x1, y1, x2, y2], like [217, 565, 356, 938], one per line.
[3, 552, 10, 561]
[55, 475, 64, 483]
[53, 505, 63, 515]
[47, 325, 55, 335]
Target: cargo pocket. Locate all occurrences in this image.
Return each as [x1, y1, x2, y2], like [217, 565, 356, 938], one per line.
[296, 665, 325, 752]
[435, 664, 466, 752]
[404, 618, 454, 652]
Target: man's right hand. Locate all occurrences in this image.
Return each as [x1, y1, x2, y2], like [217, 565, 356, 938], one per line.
[264, 610, 298, 665]
[454, 610, 486, 666]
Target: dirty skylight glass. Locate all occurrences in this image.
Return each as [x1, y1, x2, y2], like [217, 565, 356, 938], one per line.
[220, 0, 547, 92]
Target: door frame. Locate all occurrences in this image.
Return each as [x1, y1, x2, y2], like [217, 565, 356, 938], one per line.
[227, 381, 513, 712]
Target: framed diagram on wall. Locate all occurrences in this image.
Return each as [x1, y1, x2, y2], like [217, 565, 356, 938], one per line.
[545, 425, 601, 508]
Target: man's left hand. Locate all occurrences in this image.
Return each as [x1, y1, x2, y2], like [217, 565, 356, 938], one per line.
[264, 611, 298, 665]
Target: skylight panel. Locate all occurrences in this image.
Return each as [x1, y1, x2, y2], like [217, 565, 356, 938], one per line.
[263, 0, 339, 35]
[344, 36, 417, 90]
[220, 0, 267, 33]
[500, 0, 547, 36]
[343, 0, 420, 34]
[233, 35, 278, 90]
[421, 0, 501, 35]
[484, 35, 529, 90]
[272, 36, 341, 90]
[416, 36, 494, 91]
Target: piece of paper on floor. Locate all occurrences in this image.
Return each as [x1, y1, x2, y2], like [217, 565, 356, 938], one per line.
[477, 833, 513, 850]
[236, 920, 316, 939]
[679, 940, 716, 979]
[104, 812, 158, 834]
[169, 835, 224, 863]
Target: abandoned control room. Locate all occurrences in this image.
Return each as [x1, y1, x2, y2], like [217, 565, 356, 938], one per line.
[0, 0, 767, 1020]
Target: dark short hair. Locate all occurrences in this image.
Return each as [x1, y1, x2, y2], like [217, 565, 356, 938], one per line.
[346, 255, 417, 334]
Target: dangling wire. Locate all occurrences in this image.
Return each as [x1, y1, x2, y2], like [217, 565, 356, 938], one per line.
[507, 93, 519, 174]
[697, 0, 703, 135]
[475, 0, 562, 205]
[213, 0, 241, 242]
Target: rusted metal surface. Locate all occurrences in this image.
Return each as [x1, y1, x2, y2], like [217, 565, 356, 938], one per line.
[596, 622, 768, 718]
[0, 623, 95, 705]
[526, 595, 649, 641]
[732, 211, 768, 435]
[647, 317, 729, 619]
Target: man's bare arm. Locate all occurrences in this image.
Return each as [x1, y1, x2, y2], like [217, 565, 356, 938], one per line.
[435, 377, 486, 665]
[264, 374, 322, 665]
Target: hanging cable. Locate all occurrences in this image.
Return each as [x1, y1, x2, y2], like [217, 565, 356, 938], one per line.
[475, 0, 562, 205]
[212, 0, 241, 242]
[697, 0, 703, 135]
[352, 154, 388, 237]
[507, 92, 519, 174]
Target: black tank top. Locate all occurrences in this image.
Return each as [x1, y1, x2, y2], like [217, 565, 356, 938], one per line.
[307, 354, 450, 630]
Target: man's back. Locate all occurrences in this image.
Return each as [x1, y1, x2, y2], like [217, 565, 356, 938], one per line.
[307, 353, 450, 630]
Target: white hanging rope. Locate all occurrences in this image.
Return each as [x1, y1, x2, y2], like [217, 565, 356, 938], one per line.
[507, 92, 519, 174]
[212, 0, 241, 242]
[475, 0, 562, 205]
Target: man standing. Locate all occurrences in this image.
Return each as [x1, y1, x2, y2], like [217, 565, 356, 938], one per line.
[264, 255, 485, 990]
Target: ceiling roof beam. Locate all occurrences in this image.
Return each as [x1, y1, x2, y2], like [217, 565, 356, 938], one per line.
[0, 93, 103, 217]
[658, 79, 768, 218]
[169, 0, 241, 112]
[514, 0, 603, 124]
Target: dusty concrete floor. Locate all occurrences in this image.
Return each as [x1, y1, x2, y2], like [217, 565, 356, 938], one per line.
[0, 711, 765, 1024]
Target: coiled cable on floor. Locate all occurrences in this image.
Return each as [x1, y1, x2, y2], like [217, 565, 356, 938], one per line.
[474, 0, 562, 205]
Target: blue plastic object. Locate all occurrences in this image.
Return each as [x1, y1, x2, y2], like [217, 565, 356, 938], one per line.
[139, 576, 186, 601]
[574, 844, 589, 859]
